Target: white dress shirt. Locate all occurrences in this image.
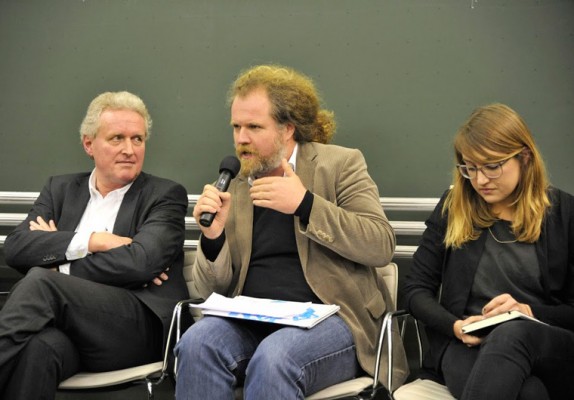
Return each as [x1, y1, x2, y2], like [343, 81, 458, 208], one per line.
[59, 170, 132, 274]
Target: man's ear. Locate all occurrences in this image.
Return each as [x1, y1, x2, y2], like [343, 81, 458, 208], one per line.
[283, 123, 296, 142]
[82, 136, 94, 159]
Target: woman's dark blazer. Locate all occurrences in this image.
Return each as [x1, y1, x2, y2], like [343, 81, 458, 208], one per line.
[403, 187, 574, 381]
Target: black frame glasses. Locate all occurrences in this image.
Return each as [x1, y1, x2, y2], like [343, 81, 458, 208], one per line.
[456, 156, 514, 180]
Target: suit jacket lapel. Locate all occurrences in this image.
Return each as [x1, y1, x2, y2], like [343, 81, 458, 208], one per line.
[232, 176, 254, 292]
[113, 173, 146, 237]
[294, 143, 317, 271]
[58, 175, 90, 231]
[447, 231, 487, 314]
[536, 217, 550, 296]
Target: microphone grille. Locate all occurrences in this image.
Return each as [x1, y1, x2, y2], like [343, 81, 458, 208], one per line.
[219, 155, 241, 178]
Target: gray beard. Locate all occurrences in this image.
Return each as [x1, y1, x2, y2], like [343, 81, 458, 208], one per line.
[240, 141, 286, 179]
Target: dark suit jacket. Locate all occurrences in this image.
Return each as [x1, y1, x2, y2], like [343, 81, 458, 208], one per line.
[4, 171, 189, 340]
[404, 187, 574, 380]
[191, 142, 409, 389]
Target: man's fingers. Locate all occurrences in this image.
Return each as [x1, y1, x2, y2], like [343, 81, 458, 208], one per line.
[29, 216, 57, 231]
[282, 158, 295, 176]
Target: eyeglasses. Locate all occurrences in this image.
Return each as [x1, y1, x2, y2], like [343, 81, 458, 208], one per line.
[457, 156, 513, 180]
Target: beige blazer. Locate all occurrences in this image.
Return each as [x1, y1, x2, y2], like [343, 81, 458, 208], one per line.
[192, 141, 408, 389]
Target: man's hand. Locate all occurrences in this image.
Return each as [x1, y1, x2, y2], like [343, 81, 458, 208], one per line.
[250, 159, 307, 214]
[482, 293, 533, 318]
[88, 232, 133, 253]
[193, 183, 232, 239]
[152, 268, 169, 286]
[29, 216, 57, 232]
[143, 268, 170, 287]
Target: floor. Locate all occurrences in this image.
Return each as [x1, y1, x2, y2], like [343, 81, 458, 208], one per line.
[55, 379, 175, 400]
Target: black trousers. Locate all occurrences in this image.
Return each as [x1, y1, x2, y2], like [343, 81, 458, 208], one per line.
[441, 320, 574, 400]
[0, 267, 163, 400]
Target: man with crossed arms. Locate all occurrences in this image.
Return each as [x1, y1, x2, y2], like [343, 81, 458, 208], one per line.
[0, 91, 188, 400]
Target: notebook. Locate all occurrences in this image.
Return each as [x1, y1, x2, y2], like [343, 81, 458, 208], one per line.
[462, 310, 546, 337]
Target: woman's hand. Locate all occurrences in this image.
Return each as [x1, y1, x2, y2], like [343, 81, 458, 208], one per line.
[482, 293, 533, 318]
[454, 315, 484, 347]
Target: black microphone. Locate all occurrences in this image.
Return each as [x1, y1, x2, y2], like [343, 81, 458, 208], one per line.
[199, 155, 241, 227]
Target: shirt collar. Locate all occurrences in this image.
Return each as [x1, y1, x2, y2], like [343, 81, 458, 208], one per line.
[288, 143, 298, 173]
[88, 169, 134, 200]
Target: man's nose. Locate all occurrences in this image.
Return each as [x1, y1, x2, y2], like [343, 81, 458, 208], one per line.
[121, 138, 134, 155]
[235, 128, 250, 144]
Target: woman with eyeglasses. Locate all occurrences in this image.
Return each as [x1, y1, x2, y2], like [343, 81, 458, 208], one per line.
[403, 103, 574, 400]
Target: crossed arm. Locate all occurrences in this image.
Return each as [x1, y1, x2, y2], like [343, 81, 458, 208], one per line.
[29, 216, 168, 286]
[5, 177, 188, 288]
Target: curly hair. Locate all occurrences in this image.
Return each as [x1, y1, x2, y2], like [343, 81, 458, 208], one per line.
[227, 65, 335, 144]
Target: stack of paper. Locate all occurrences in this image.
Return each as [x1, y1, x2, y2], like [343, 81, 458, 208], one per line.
[190, 293, 340, 329]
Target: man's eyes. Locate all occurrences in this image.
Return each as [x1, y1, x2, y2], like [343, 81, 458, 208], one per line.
[232, 124, 262, 131]
[109, 135, 144, 144]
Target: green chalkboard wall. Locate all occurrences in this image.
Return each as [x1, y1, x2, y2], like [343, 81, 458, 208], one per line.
[1, 0, 573, 197]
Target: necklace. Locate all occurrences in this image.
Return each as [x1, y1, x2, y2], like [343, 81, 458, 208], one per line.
[488, 226, 517, 244]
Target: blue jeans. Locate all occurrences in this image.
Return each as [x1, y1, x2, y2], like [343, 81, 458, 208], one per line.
[174, 315, 361, 400]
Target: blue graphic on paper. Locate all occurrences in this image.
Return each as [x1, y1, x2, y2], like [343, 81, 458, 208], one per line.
[227, 307, 319, 323]
[293, 308, 319, 320]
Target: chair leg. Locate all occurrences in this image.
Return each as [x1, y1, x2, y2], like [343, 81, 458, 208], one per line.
[357, 384, 393, 400]
[168, 373, 176, 387]
[146, 380, 154, 400]
[144, 371, 169, 400]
